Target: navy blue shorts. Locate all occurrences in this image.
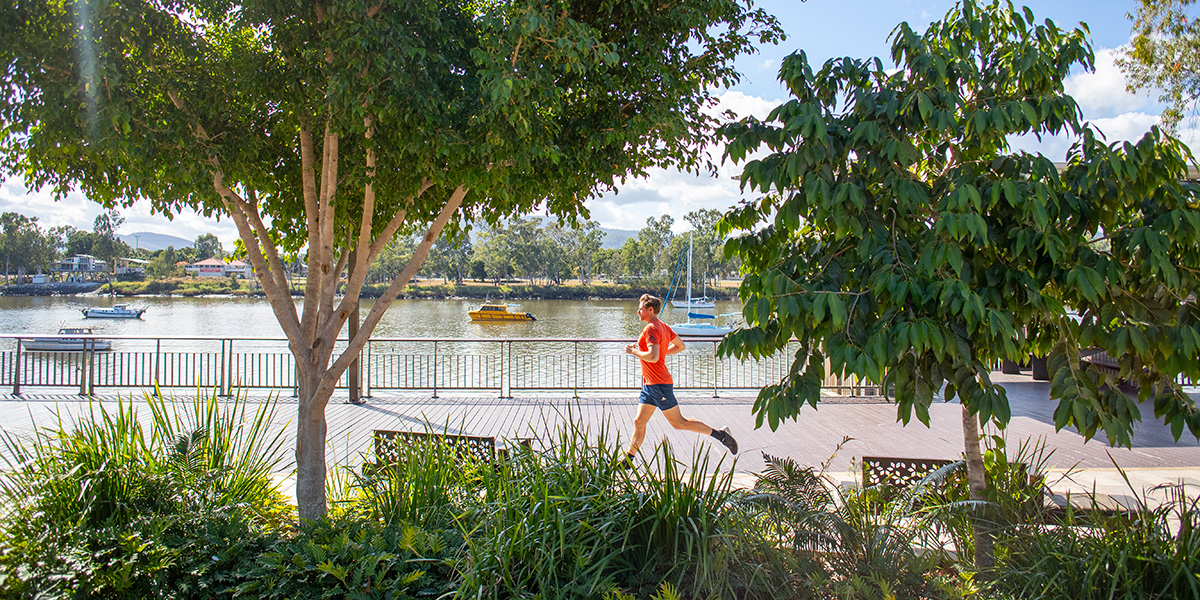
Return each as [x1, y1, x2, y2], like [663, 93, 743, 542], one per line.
[639, 383, 679, 411]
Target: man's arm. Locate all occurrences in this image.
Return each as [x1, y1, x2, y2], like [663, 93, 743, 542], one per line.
[664, 334, 686, 356]
[626, 342, 660, 362]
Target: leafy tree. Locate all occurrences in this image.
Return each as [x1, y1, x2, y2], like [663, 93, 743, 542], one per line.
[620, 237, 654, 278]
[0, 212, 35, 284]
[686, 208, 725, 286]
[639, 215, 675, 274]
[1118, 0, 1200, 132]
[469, 259, 487, 282]
[574, 220, 604, 284]
[193, 233, 225, 260]
[90, 210, 129, 292]
[147, 246, 183, 279]
[23, 223, 59, 280]
[474, 225, 513, 285]
[499, 217, 538, 284]
[719, 0, 1200, 569]
[0, 0, 781, 520]
[64, 229, 94, 258]
[367, 235, 416, 284]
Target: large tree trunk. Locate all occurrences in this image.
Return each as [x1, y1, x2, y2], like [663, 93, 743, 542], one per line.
[295, 369, 331, 523]
[962, 404, 994, 570]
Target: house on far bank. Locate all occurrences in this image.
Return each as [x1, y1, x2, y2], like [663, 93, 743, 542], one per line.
[224, 259, 252, 279]
[185, 257, 253, 279]
[52, 254, 107, 282]
[116, 257, 149, 276]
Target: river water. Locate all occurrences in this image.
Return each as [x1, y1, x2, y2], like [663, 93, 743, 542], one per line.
[0, 295, 742, 344]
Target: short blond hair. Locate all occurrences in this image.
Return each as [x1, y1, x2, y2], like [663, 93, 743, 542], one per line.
[639, 294, 662, 314]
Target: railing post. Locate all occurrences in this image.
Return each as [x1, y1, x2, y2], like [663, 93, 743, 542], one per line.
[712, 340, 719, 398]
[364, 339, 372, 398]
[13, 340, 21, 395]
[154, 338, 161, 387]
[220, 338, 230, 397]
[573, 340, 579, 399]
[86, 341, 95, 395]
[432, 340, 439, 398]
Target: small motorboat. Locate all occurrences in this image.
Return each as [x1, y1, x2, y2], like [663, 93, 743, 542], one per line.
[469, 303, 536, 322]
[81, 304, 147, 319]
[23, 327, 113, 352]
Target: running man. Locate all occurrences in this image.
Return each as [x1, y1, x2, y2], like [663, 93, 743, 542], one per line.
[622, 294, 737, 465]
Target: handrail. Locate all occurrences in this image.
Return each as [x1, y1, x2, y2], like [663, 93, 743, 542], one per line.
[0, 334, 876, 397]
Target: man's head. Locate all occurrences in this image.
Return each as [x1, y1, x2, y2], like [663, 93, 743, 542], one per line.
[638, 294, 662, 321]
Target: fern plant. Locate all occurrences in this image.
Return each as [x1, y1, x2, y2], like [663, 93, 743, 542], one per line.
[742, 445, 950, 599]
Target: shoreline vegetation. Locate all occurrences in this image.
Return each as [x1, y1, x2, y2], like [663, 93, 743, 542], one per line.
[1, 277, 742, 301]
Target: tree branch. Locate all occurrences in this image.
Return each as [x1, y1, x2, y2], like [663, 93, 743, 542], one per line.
[323, 186, 468, 386]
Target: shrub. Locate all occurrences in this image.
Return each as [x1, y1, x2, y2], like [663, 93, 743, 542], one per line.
[994, 477, 1200, 599]
[340, 418, 798, 600]
[0, 389, 292, 598]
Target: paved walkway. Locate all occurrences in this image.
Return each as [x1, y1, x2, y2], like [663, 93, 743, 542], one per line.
[1, 372, 1197, 508]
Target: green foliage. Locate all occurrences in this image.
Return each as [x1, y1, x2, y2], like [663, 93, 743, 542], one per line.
[340, 420, 794, 600]
[718, 0, 1200, 447]
[1119, 0, 1200, 133]
[232, 518, 456, 600]
[925, 437, 1064, 567]
[0, 211, 60, 283]
[0, 389, 293, 598]
[744, 452, 944, 598]
[994, 480, 1200, 599]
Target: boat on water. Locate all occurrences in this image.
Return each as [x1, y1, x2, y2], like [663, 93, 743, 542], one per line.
[469, 303, 537, 322]
[81, 304, 147, 319]
[23, 327, 113, 352]
[667, 231, 715, 309]
[672, 311, 734, 338]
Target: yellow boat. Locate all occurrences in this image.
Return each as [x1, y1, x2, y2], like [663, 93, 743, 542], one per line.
[469, 303, 536, 322]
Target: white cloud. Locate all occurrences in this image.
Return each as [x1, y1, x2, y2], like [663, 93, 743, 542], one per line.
[585, 89, 782, 232]
[711, 90, 782, 121]
[1064, 48, 1154, 118]
[0, 175, 239, 249]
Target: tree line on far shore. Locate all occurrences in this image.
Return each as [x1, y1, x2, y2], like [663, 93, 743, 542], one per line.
[367, 209, 737, 289]
[0, 208, 226, 284]
[2, 204, 739, 292]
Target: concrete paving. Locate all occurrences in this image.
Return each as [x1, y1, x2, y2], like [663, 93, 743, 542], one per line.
[1, 370, 1197, 510]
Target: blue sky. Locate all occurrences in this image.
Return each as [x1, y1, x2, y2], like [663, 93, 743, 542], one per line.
[0, 0, 1170, 246]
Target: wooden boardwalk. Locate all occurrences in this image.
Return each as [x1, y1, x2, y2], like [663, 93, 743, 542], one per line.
[2, 372, 1198, 501]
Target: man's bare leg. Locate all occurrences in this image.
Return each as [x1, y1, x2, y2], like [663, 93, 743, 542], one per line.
[662, 406, 739, 454]
[626, 404, 658, 457]
[661, 406, 714, 435]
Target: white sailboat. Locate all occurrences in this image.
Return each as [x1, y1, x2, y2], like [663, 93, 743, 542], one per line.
[670, 231, 715, 309]
[671, 311, 734, 338]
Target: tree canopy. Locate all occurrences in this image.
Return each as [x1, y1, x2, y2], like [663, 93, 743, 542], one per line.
[1119, 0, 1200, 132]
[719, 0, 1200, 566]
[0, 0, 782, 520]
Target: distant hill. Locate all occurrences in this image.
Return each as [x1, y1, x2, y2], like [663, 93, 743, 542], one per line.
[599, 227, 636, 249]
[118, 231, 194, 252]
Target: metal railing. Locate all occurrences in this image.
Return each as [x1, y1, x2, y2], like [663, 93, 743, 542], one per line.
[0, 334, 878, 397]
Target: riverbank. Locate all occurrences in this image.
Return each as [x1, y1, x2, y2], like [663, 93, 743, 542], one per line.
[3, 278, 741, 301]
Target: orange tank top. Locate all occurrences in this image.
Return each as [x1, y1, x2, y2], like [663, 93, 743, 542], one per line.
[638, 319, 676, 385]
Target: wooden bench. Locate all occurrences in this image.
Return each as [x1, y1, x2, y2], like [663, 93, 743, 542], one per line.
[373, 429, 531, 467]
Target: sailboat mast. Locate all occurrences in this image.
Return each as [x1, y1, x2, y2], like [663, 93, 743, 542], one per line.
[686, 230, 693, 306]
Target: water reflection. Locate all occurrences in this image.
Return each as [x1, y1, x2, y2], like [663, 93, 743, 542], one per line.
[0, 296, 739, 350]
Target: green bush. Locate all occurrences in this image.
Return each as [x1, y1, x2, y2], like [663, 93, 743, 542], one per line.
[0, 389, 292, 598]
[744, 450, 944, 599]
[339, 419, 798, 600]
[230, 518, 456, 600]
[994, 477, 1200, 599]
